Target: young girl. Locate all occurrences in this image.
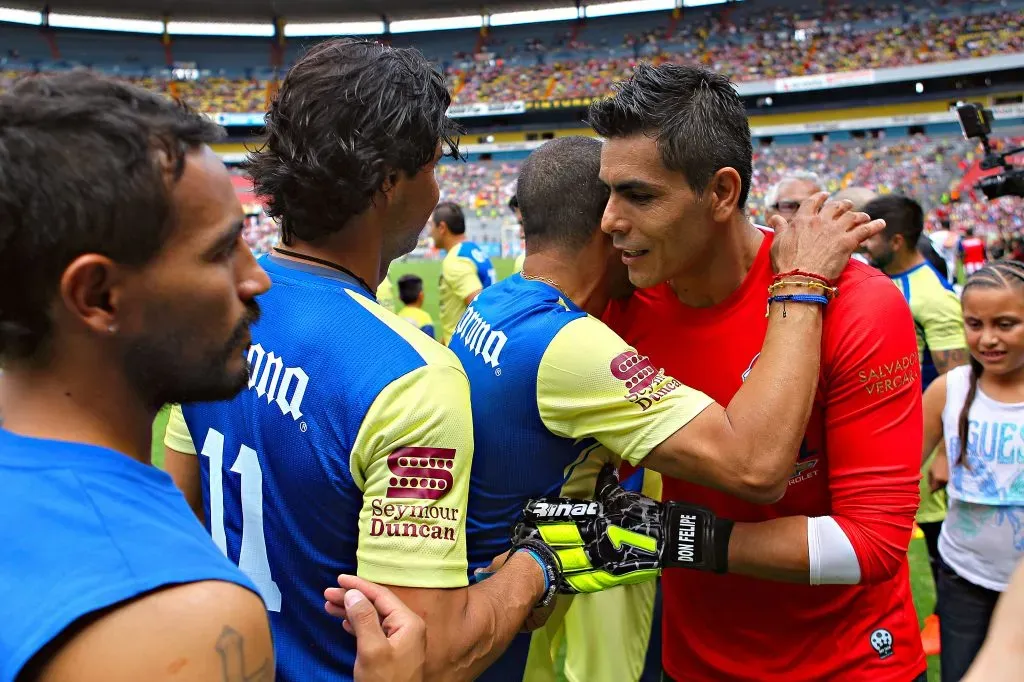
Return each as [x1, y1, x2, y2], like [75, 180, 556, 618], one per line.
[922, 260, 1024, 682]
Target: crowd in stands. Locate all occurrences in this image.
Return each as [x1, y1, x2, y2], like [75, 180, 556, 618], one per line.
[453, 2, 1022, 104]
[436, 161, 520, 231]
[0, 0, 1020, 110]
[234, 134, 1022, 258]
[1, 68, 271, 112]
[170, 76, 269, 113]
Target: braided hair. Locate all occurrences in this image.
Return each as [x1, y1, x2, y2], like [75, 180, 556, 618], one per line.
[956, 260, 1024, 469]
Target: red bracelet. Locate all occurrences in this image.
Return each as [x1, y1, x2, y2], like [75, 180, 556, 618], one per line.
[773, 270, 837, 287]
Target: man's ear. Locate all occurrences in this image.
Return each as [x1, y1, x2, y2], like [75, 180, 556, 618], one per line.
[378, 171, 400, 206]
[708, 167, 743, 223]
[58, 254, 124, 335]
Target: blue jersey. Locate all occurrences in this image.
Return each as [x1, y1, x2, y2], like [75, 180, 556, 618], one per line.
[463, 241, 496, 288]
[448, 275, 712, 682]
[0, 428, 256, 681]
[173, 254, 474, 682]
[450, 276, 590, 571]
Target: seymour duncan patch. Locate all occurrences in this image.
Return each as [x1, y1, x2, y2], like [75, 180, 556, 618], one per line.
[610, 350, 681, 411]
[386, 447, 456, 500]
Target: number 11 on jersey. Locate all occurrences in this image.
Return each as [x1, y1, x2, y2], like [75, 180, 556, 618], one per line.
[200, 427, 283, 612]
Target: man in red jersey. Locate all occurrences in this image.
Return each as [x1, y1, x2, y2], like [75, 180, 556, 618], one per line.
[958, 227, 988, 278]
[593, 63, 925, 682]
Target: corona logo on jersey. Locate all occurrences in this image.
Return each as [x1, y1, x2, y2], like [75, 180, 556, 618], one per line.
[246, 344, 308, 420]
[610, 350, 682, 411]
[453, 306, 507, 369]
[385, 447, 456, 500]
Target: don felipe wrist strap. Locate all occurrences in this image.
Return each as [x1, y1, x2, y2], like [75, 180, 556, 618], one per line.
[661, 503, 733, 574]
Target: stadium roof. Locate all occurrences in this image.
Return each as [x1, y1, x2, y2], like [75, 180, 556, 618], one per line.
[0, 0, 595, 22]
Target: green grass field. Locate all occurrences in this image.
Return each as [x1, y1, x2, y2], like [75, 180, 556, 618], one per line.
[151, 256, 941, 680]
[386, 256, 519, 324]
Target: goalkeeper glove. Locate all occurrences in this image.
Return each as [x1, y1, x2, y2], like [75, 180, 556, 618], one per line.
[509, 463, 734, 594]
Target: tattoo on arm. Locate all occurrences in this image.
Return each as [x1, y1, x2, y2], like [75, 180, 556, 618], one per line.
[216, 627, 272, 682]
[932, 348, 970, 375]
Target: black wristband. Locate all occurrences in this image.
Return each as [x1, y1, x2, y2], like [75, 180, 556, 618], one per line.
[662, 502, 732, 574]
[509, 539, 560, 608]
[712, 517, 734, 574]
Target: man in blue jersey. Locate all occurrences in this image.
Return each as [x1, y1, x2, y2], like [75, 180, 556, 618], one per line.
[0, 74, 275, 682]
[446, 136, 885, 681]
[163, 38, 551, 682]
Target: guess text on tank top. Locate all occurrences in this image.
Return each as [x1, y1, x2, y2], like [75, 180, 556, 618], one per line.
[950, 421, 1024, 467]
[857, 353, 918, 396]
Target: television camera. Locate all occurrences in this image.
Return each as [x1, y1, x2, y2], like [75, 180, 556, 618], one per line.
[956, 103, 1024, 200]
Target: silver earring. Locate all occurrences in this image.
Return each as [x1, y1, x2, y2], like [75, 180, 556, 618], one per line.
[108, 324, 118, 334]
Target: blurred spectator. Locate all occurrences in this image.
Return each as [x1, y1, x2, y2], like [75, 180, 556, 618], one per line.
[764, 171, 826, 223]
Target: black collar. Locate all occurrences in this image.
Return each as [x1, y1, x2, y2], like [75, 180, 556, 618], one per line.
[272, 247, 376, 298]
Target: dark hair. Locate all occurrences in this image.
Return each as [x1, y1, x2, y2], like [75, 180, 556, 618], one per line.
[0, 72, 223, 363]
[508, 194, 519, 211]
[517, 136, 609, 252]
[432, 202, 466, 235]
[863, 194, 924, 249]
[956, 260, 1024, 468]
[398, 274, 423, 305]
[245, 38, 461, 245]
[588, 62, 753, 209]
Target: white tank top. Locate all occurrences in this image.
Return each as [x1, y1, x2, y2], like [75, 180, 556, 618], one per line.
[939, 364, 1024, 591]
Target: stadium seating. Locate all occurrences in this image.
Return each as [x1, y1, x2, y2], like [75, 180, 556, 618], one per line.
[0, 0, 1020, 110]
[454, 3, 1023, 104]
[1, 0, 1017, 257]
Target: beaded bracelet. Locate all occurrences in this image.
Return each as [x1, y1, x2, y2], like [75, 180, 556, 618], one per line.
[773, 269, 837, 287]
[765, 293, 830, 318]
[768, 279, 839, 299]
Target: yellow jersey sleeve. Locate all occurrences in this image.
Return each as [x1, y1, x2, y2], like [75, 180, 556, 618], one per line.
[514, 253, 526, 273]
[537, 316, 714, 466]
[918, 287, 967, 352]
[351, 362, 473, 588]
[376, 277, 397, 313]
[443, 253, 484, 302]
[163, 403, 197, 455]
[640, 468, 663, 501]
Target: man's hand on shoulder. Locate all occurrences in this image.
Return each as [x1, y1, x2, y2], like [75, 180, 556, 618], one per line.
[33, 581, 272, 682]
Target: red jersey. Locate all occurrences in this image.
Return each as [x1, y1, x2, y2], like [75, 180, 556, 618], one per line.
[959, 236, 986, 273]
[605, 232, 926, 682]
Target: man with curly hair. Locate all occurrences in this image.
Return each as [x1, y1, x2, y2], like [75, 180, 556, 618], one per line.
[162, 38, 550, 682]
